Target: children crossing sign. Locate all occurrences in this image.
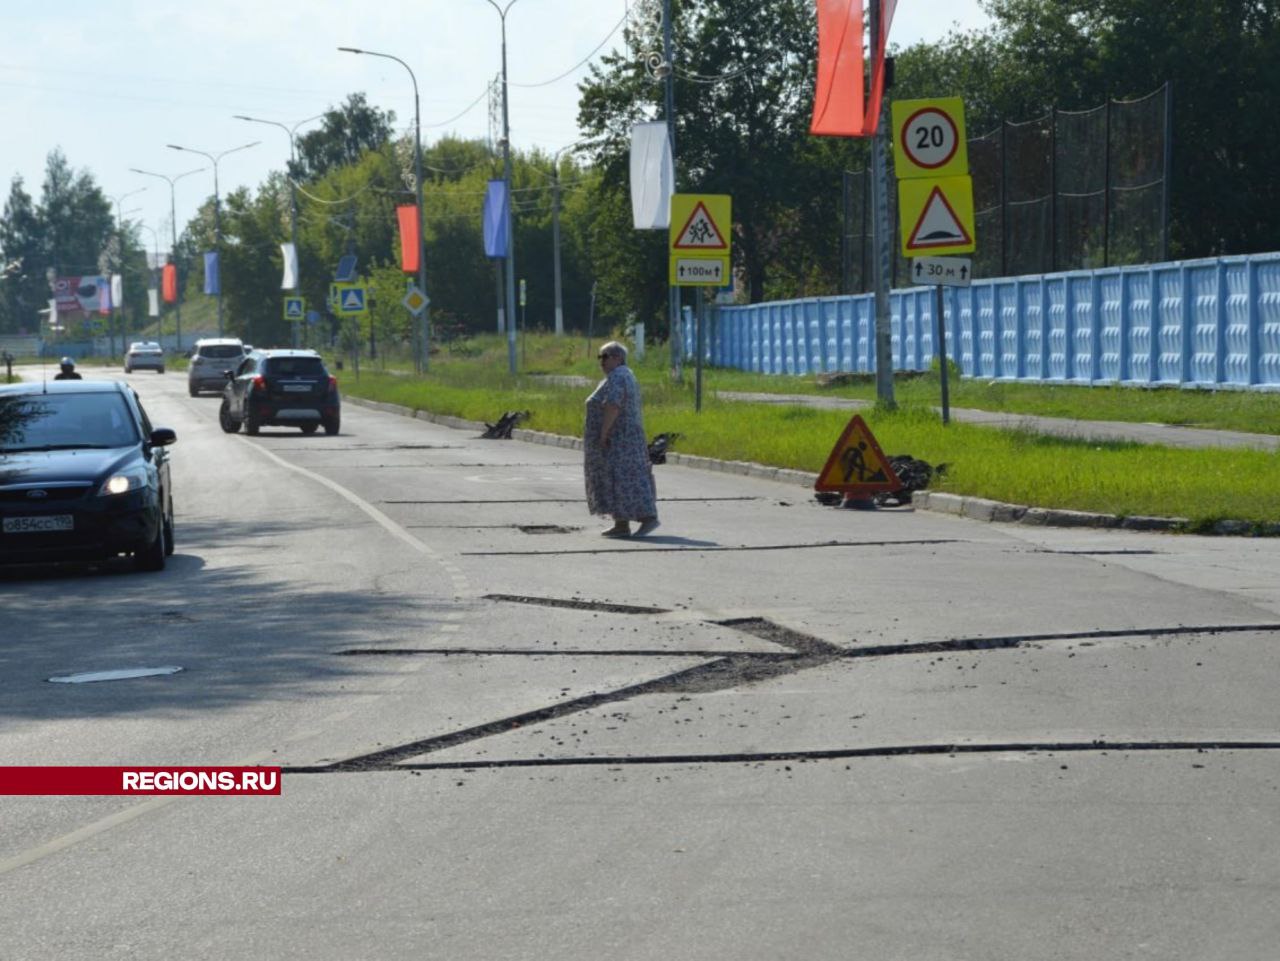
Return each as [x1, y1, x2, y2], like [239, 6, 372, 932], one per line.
[669, 193, 731, 287]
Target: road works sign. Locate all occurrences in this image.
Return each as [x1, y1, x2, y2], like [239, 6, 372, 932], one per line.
[891, 97, 969, 179]
[814, 414, 902, 495]
[283, 296, 305, 320]
[898, 176, 976, 257]
[669, 193, 731, 286]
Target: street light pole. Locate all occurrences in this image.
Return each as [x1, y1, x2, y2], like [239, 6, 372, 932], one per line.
[484, 0, 521, 374]
[130, 166, 204, 353]
[549, 141, 585, 337]
[109, 188, 146, 358]
[338, 48, 430, 373]
[234, 114, 322, 348]
[166, 140, 259, 337]
[662, 0, 681, 380]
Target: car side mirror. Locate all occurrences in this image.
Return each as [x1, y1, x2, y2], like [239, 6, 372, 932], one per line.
[149, 428, 177, 447]
[223, 370, 235, 380]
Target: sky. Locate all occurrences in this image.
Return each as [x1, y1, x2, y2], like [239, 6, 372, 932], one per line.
[0, 0, 993, 255]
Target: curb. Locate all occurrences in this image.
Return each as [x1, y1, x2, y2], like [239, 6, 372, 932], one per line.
[342, 396, 1275, 537]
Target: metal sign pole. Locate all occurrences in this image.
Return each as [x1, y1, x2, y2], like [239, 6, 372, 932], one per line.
[936, 283, 950, 424]
[695, 286, 704, 413]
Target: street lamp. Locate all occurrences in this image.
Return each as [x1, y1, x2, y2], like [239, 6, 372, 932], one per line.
[234, 113, 322, 348]
[483, 0, 521, 374]
[130, 166, 204, 352]
[549, 140, 587, 337]
[338, 47, 430, 373]
[108, 188, 146, 357]
[166, 140, 259, 336]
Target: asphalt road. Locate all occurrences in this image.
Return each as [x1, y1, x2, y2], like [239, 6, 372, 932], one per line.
[3, 368, 1280, 960]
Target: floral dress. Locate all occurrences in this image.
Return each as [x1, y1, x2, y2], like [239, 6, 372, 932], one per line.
[583, 363, 657, 520]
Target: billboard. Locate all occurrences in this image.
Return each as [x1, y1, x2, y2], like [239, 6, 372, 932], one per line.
[52, 275, 110, 316]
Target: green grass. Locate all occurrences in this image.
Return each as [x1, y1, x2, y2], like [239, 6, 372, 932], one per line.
[328, 333, 1280, 529]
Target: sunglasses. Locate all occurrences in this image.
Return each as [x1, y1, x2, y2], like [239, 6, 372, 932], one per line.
[597, 353, 613, 361]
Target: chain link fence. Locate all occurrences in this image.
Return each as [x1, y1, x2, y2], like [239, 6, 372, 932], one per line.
[842, 83, 1171, 292]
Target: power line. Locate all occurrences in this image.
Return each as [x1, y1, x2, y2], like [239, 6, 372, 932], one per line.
[511, 12, 629, 88]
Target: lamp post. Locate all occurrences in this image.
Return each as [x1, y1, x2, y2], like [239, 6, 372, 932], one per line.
[234, 113, 322, 348]
[108, 188, 146, 358]
[130, 166, 204, 353]
[483, 0, 521, 374]
[550, 140, 587, 337]
[166, 140, 259, 337]
[338, 47, 430, 373]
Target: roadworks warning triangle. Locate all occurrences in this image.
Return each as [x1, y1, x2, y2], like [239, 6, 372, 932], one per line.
[907, 186, 973, 250]
[814, 414, 902, 494]
[673, 202, 728, 249]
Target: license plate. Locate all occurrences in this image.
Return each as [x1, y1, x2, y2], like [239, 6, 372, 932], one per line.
[282, 383, 311, 392]
[3, 515, 74, 533]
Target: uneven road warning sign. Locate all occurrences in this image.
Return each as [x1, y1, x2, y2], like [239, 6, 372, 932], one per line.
[899, 175, 976, 257]
[814, 414, 902, 495]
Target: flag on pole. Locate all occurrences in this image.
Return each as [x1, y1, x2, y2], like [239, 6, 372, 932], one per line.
[396, 205, 421, 273]
[162, 263, 177, 303]
[148, 289, 159, 317]
[203, 252, 220, 295]
[280, 243, 298, 290]
[483, 180, 508, 259]
[810, 0, 895, 137]
[629, 121, 674, 230]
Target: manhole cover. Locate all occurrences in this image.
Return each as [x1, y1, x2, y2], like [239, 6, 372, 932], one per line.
[49, 666, 184, 684]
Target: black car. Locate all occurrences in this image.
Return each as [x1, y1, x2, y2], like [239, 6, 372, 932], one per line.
[0, 380, 177, 570]
[219, 349, 340, 435]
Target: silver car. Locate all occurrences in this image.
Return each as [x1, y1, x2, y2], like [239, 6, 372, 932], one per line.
[187, 338, 247, 396]
[124, 341, 165, 374]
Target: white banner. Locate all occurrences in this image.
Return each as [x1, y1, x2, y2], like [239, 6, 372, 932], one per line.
[280, 242, 298, 290]
[148, 289, 160, 317]
[110, 273, 123, 309]
[630, 121, 674, 230]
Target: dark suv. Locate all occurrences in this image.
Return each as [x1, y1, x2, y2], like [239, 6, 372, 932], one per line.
[219, 350, 340, 435]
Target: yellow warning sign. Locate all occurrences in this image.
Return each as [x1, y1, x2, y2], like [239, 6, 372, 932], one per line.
[814, 415, 902, 495]
[669, 193, 732, 286]
[898, 175, 976, 257]
[891, 97, 969, 180]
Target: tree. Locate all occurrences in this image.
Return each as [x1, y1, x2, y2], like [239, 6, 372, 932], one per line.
[0, 177, 44, 334]
[294, 93, 396, 183]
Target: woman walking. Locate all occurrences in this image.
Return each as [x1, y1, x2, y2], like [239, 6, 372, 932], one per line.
[583, 341, 659, 538]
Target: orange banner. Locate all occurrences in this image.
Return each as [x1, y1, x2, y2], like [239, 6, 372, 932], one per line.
[810, 0, 895, 138]
[397, 204, 420, 274]
[162, 263, 177, 304]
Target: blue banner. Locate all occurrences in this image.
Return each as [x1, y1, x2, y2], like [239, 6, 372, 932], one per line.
[483, 180, 508, 259]
[203, 252, 220, 295]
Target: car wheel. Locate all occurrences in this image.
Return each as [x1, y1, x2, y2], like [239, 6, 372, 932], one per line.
[188, 385, 198, 397]
[219, 400, 241, 434]
[124, 367, 132, 374]
[157, 368, 165, 375]
[163, 509, 175, 557]
[245, 411, 260, 436]
[323, 416, 340, 436]
[134, 520, 167, 572]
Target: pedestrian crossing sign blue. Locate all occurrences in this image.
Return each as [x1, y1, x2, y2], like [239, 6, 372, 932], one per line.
[337, 286, 367, 315]
[284, 296, 305, 320]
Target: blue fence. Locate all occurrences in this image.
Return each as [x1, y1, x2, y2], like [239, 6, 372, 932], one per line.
[683, 252, 1280, 390]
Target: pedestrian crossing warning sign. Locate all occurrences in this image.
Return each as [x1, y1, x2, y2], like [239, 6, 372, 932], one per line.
[814, 415, 902, 495]
[899, 175, 976, 256]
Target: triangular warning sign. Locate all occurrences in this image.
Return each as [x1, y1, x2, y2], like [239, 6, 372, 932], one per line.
[907, 186, 973, 251]
[673, 202, 728, 249]
[814, 415, 902, 494]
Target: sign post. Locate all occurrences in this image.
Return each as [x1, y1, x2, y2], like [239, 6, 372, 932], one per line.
[893, 97, 976, 425]
[669, 194, 732, 414]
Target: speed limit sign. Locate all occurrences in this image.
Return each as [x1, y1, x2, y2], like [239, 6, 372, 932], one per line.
[892, 97, 969, 179]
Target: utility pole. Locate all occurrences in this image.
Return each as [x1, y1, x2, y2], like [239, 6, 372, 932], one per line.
[662, 0, 681, 381]
[869, 0, 896, 408]
[130, 166, 203, 354]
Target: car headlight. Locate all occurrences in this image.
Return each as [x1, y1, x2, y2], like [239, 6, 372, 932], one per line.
[97, 468, 150, 497]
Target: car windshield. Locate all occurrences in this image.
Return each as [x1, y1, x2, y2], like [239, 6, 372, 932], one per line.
[198, 345, 243, 359]
[0, 393, 139, 452]
[266, 357, 325, 377]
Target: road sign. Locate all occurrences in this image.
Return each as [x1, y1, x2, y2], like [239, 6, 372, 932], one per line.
[283, 296, 305, 320]
[669, 194, 732, 287]
[305, 310, 321, 327]
[337, 286, 367, 315]
[911, 256, 973, 288]
[402, 286, 429, 316]
[814, 415, 902, 495]
[898, 176, 976, 257]
[891, 97, 969, 179]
